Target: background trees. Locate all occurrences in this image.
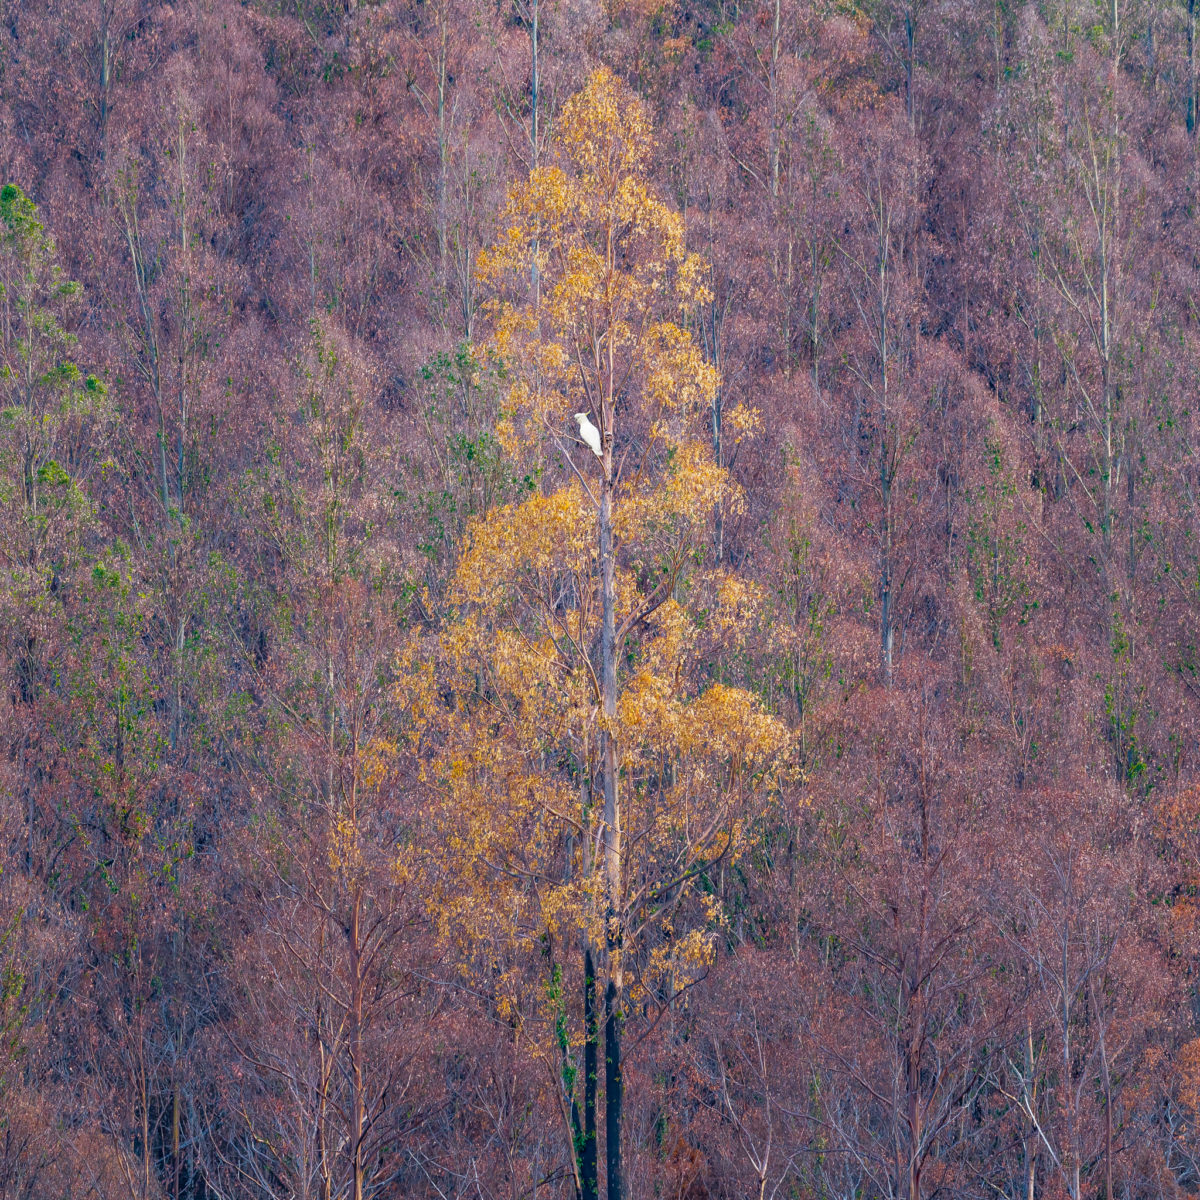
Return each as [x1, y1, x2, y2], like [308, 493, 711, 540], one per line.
[3, 1, 1200, 1198]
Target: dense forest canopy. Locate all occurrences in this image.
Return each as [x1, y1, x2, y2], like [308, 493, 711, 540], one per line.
[5, 0, 1200, 1197]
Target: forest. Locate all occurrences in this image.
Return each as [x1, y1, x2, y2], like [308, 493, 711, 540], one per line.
[5, 0, 1200, 1197]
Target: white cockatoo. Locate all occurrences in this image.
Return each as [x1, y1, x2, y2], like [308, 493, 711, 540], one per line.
[574, 412, 603, 458]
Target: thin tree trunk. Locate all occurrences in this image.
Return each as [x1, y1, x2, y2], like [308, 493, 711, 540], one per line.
[530, 0, 539, 168]
[436, 4, 449, 286]
[1189, 0, 1197, 135]
[99, 16, 112, 155]
[350, 888, 366, 1200]
[1023, 1015, 1037, 1200]
[599, 357, 623, 1200]
[768, 0, 781, 199]
[582, 946, 598, 1200]
[905, 6, 916, 133]
[529, 0, 541, 301]
[875, 193, 895, 688]
[172, 1085, 181, 1200]
[604, 976, 623, 1200]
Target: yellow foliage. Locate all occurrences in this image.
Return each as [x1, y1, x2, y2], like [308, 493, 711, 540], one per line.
[475, 67, 712, 459]
[641, 928, 715, 999]
[426, 68, 792, 1045]
[614, 442, 734, 550]
[1179, 1038, 1200, 1114]
[681, 684, 786, 766]
[451, 485, 595, 610]
[725, 402, 762, 443]
[716, 574, 763, 634]
[359, 737, 397, 792]
[559, 66, 653, 191]
[328, 812, 362, 882]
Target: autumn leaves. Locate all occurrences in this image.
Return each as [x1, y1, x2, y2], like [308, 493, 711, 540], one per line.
[429, 66, 788, 1200]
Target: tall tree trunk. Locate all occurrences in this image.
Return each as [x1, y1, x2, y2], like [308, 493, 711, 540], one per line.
[904, 6, 916, 133]
[172, 1084, 181, 1200]
[529, 0, 541, 301]
[599, 385, 623, 1200]
[878, 233, 894, 688]
[582, 946, 599, 1200]
[768, 0, 781, 200]
[1189, 0, 1197, 135]
[349, 887, 366, 1200]
[530, 0, 540, 169]
[98, 14, 112, 156]
[881, 454, 894, 687]
[1022, 1018, 1038, 1200]
[604, 976, 623, 1200]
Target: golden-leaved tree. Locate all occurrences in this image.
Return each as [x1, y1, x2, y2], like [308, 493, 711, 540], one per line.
[423, 68, 788, 1200]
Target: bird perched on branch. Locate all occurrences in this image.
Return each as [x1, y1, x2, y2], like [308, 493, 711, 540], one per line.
[574, 412, 603, 458]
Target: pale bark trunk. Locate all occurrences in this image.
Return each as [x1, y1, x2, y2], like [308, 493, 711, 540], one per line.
[599, 439, 623, 1200]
